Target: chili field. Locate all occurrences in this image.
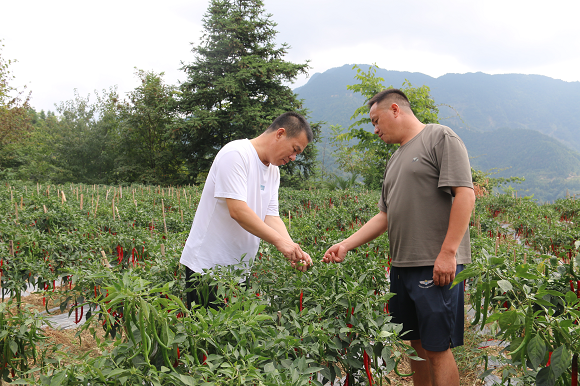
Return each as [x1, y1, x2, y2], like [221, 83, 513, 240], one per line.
[0, 182, 579, 385]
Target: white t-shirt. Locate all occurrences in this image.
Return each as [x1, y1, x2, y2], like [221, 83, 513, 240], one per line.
[180, 139, 280, 274]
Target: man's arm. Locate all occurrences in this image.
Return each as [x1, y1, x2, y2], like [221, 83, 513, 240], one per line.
[322, 211, 389, 263]
[265, 215, 312, 270]
[226, 199, 311, 270]
[432, 186, 476, 286]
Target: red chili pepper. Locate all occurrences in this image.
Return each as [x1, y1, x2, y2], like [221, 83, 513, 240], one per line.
[74, 304, 84, 324]
[547, 351, 552, 366]
[363, 350, 373, 385]
[577, 280, 580, 298]
[299, 291, 303, 311]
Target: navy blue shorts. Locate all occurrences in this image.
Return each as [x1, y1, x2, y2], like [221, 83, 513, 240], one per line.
[389, 265, 465, 352]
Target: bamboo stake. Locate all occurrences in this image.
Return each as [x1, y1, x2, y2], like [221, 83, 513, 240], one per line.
[43, 205, 47, 213]
[524, 253, 527, 264]
[62, 191, 66, 204]
[161, 244, 165, 257]
[9, 240, 14, 256]
[100, 250, 110, 268]
[80, 194, 83, 211]
[116, 207, 120, 221]
[94, 195, 100, 218]
[162, 199, 168, 234]
[20, 196, 23, 209]
[10, 189, 13, 202]
[112, 198, 115, 219]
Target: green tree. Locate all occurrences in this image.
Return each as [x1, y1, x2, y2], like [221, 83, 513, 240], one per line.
[49, 89, 120, 183]
[116, 69, 183, 184]
[0, 40, 32, 176]
[331, 64, 439, 189]
[176, 0, 319, 184]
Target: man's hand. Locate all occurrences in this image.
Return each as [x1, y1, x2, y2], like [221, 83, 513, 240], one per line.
[322, 243, 347, 263]
[276, 238, 312, 269]
[433, 251, 456, 287]
[291, 250, 312, 272]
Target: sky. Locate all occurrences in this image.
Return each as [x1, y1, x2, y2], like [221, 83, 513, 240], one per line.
[2, 0, 579, 113]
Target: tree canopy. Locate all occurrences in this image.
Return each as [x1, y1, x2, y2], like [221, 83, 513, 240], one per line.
[330, 64, 439, 189]
[176, 0, 319, 184]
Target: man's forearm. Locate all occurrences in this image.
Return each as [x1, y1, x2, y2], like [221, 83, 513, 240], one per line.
[226, 199, 285, 246]
[440, 187, 475, 256]
[264, 215, 292, 241]
[340, 211, 389, 251]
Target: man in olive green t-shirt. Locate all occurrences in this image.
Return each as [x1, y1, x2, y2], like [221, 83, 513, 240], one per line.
[323, 89, 475, 386]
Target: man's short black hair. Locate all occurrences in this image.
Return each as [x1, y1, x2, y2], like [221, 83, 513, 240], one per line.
[266, 112, 313, 143]
[367, 89, 412, 111]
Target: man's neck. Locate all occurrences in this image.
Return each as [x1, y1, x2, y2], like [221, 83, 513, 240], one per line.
[250, 136, 270, 166]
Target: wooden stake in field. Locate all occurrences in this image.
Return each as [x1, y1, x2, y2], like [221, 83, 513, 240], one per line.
[9, 240, 14, 257]
[119, 185, 123, 199]
[161, 244, 165, 257]
[111, 198, 115, 220]
[94, 195, 100, 218]
[20, 196, 23, 209]
[37, 182, 40, 195]
[10, 189, 13, 202]
[80, 194, 83, 211]
[43, 204, 47, 214]
[162, 199, 168, 234]
[100, 250, 111, 268]
[61, 191, 67, 204]
[524, 253, 527, 264]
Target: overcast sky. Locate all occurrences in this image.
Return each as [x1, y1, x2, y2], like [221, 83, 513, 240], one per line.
[2, 0, 579, 113]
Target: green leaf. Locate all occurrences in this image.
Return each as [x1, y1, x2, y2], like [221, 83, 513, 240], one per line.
[536, 366, 556, 386]
[49, 371, 67, 386]
[527, 334, 546, 369]
[497, 280, 513, 293]
[565, 291, 578, 305]
[550, 345, 570, 379]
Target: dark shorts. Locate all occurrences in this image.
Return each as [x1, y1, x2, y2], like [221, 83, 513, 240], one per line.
[389, 265, 465, 352]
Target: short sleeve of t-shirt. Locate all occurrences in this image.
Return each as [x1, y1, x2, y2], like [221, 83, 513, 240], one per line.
[267, 172, 280, 216]
[213, 150, 249, 202]
[434, 132, 473, 195]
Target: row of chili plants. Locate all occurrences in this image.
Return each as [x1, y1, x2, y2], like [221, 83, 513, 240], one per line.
[460, 193, 580, 385]
[0, 182, 412, 385]
[3, 181, 579, 385]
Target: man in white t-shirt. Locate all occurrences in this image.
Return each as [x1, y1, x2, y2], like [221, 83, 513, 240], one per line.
[180, 112, 314, 309]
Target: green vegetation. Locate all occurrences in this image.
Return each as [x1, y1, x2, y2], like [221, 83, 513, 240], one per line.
[1, 182, 579, 384]
[0, 1, 319, 189]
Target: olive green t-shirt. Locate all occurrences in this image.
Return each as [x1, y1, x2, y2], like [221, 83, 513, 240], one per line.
[378, 124, 473, 267]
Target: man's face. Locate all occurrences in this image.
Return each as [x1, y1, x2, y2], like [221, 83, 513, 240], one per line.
[271, 130, 309, 167]
[369, 102, 395, 144]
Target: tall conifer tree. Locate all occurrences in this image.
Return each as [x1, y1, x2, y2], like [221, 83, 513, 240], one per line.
[177, 0, 318, 184]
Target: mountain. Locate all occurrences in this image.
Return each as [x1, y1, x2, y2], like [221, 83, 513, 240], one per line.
[294, 64, 580, 202]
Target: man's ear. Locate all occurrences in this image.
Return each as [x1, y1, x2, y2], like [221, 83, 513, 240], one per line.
[276, 127, 286, 139]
